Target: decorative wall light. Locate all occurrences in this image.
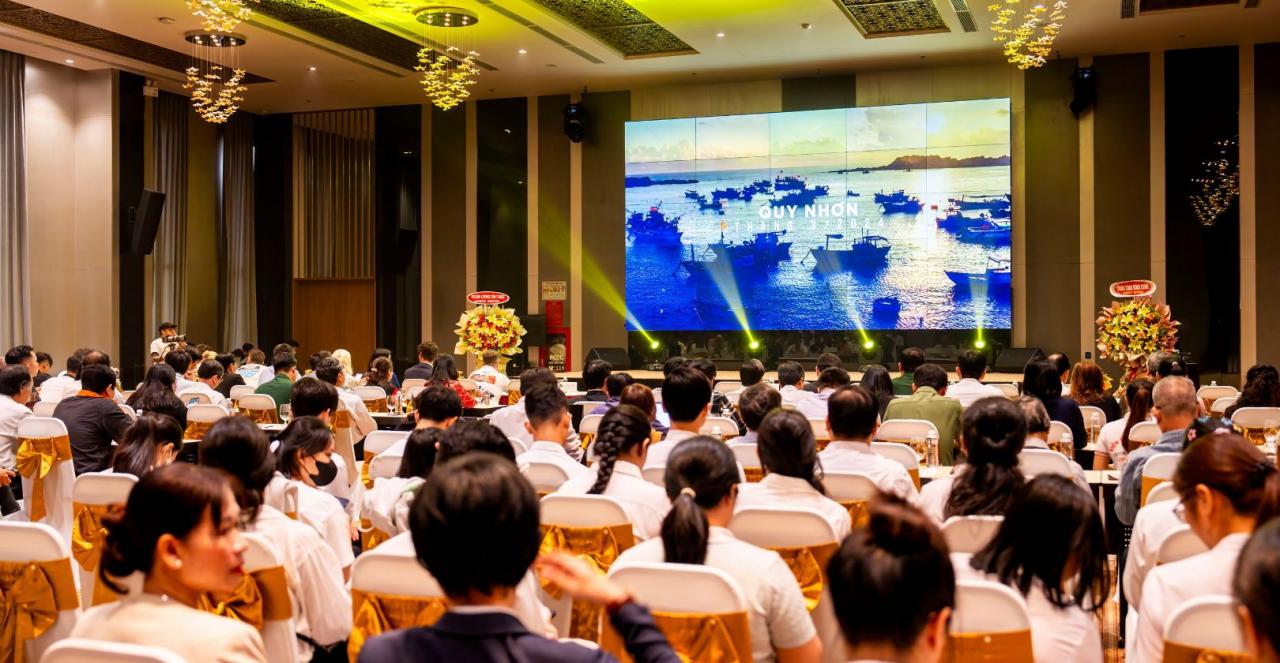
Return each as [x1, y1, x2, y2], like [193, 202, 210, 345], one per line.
[413, 5, 480, 111]
[1189, 137, 1239, 226]
[186, 0, 258, 33]
[184, 31, 248, 123]
[989, 0, 1067, 69]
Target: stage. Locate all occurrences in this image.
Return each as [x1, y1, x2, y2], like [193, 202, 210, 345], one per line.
[556, 370, 1023, 387]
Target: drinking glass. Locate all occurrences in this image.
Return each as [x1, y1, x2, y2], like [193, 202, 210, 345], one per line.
[926, 432, 940, 467]
[1059, 430, 1073, 457]
[910, 436, 927, 465]
[1265, 419, 1278, 454]
[279, 403, 291, 425]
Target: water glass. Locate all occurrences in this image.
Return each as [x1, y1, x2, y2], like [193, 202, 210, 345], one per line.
[279, 403, 291, 425]
[910, 436, 927, 465]
[926, 432, 940, 467]
[1059, 430, 1073, 457]
[1265, 419, 1278, 454]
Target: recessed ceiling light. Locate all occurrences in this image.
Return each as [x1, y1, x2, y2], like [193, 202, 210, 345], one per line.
[503, 128, 511, 134]
[801, 23, 812, 30]
[715, 31, 725, 38]
[517, 48, 527, 55]
[64, 59, 74, 64]
[157, 16, 175, 24]
[309, 65, 317, 71]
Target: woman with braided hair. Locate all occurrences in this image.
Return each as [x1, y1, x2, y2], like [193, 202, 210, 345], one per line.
[555, 404, 671, 540]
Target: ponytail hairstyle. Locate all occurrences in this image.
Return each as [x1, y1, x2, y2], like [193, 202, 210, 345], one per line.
[945, 397, 1027, 519]
[1234, 519, 1280, 660]
[273, 416, 334, 480]
[756, 408, 827, 495]
[111, 413, 183, 478]
[99, 463, 235, 594]
[660, 436, 740, 565]
[1120, 379, 1154, 453]
[1174, 432, 1280, 526]
[588, 405, 652, 495]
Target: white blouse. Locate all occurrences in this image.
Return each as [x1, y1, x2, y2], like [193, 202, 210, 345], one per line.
[1122, 499, 1182, 609]
[1097, 416, 1155, 470]
[555, 460, 672, 540]
[73, 593, 267, 663]
[267, 474, 354, 570]
[818, 440, 918, 500]
[735, 473, 852, 539]
[516, 441, 591, 479]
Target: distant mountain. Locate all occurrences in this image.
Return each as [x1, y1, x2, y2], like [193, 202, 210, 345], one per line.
[625, 176, 699, 187]
[879, 154, 1011, 170]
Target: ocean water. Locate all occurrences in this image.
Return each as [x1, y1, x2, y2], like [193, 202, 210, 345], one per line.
[625, 165, 1012, 332]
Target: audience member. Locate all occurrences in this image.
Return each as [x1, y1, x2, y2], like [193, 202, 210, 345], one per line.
[738, 409, 852, 537]
[735, 383, 781, 447]
[271, 416, 355, 575]
[315, 356, 377, 440]
[1068, 362, 1121, 423]
[126, 364, 188, 431]
[163, 349, 198, 393]
[34, 351, 52, 387]
[893, 347, 925, 396]
[1234, 519, 1280, 663]
[739, 358, 765, 388]
[428, 354, 476, 409]
[689, 357, 746, 435]
[54, 363, 133, 474]
[0, 365, 32, 514]
[404, 341, 438, 381]
[516, 383, 589, 479]
[1045, 352, 1071, 397]
[5, 344, 37, 378]
[1115, 376, 1198, 525]
[38, 349, 84, 402]
[964, 475, 1110, 663]
[588, 372, 636, 416]
[947, 350, 1004, 407]
[110, 413, 180, 478]
[307, 350, 332, 374]
[884, 364, 963, 465]
[661, 355, 689, 377]
[1156, 356, 1186, 379]
[859, 365, 896, 421]
[239, 348, 267, 387]
[918, 397, 1026, 524]
[362, 427, 441, 537]
[1225, 363, 1280, 419]
[254, 351, 298, 407]
[489, 368, 581, 460]
[617, 383, 667, 435]
[331, 348, 355, 379]
[1023, 359, 1087, 451]
[1094, 379, 1153, 471]
[1015, 396, 1092, 495]
[806, 352, 842, 392]
[557, 404, 669, 540]
[469, 349, 512, 401]
[820, 385, 916, 499]
[577, 359, 612, 402]
[73, 463, 268, 662]
[182, 359, 228, 407]
[643, 367, 711, 471]
[614, 437, 822, 662]
[213, 353, 246, 399]
[364, 356, 398, 395]
[777, 360, 818, 412]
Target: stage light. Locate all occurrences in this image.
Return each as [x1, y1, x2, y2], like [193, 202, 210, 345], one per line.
[748, 339, 760, 351]
[974, 339, 987, 350]
[862, 339, 876, 351]
[649, 339, 661, 350]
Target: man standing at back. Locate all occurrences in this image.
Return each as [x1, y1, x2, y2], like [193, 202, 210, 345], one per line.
[53, 364, 132, 474]
[404, 342, 438, 381]
[884, 364, 962, 465]
[945, 350, 1004, 408]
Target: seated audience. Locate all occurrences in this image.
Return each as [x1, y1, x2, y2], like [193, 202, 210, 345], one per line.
[183, 359, 229, 407]
[404, 341, 438, 381]
[469, 349, 512, 401]
[254, 351, 298, 407]
[557, 404, 670, 540]
[127, 364, 188, 430]
[213, 353, 246, 399]
[577, 359, 612, 402]
[364, 356, 398, 395]
[1234, 519, 1280, 663]
[437, 418, 517, 464]
[73, 463, 268, 662]
[5, 344, 37, 379]
[34, 350, 52, 387]
[0, 365, 32, 514]
[257, 344, 295, 386]
[734, 383, 781, 447]
[892, 347, 925, 396]
[739, 358, 765, 389]
[1156, 356, 1187, 379]
[1224, 363, 1280, 419]
[200, 416, 351, 659]
[38, 349, 82, 402]
[238, 348, 267, 387]
[689, 357, 746, 435]
[331, 348, 355, 379]
[661, 355, 690, 377]
[643, 367, 712, 470]
[516, 383, 589, 479]
[490, 368, 581, 460]
[1134, 432, 1280, 663]
[777, 360, 817, 411]
[1068, 362, 1121, 422]
[820, 385, 916, 499]
[859, 365, 896, 421]
[368, 347, 401, 389]
[614, 437, 822, 663]
[394, 383, 462, 439]
[947, 350, 1004, 408]
[616, 382, 666, 435]
[1116, 376, 1198, 526]
[1045, 352, 1072, 397]
[806, 352, 842, 392]
[1023, 359, 1087, 451]
[164, 349, 199, 394]
[1015, 396, 1091, 495]
[362, 427, 441, 537]
[963, 475, 1110, 663]
[111, 413, 180, 478]
[54, 363, 133, 474]
[828, 496, 954, 663]
[357, 453, 679, 662]
[738, 409, 852, 538]
[272, 416, 355, 576]
[918, 397, 1027, 524]
[1094, 379, 1154, 471]
[315, 356, 377, 440]
[884, 364, 963, 465]
[589, 372, 636, 416]
[428, 354, 476, 409]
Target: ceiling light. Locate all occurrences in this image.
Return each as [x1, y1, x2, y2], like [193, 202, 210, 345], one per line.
[518, 48, 527, 54]
[801, 23, 812, 30]
[64, 59, 74, 64]
[308, 65, 317, 71]
[503, 128, 511, 134]
[715, 31, 725, 38]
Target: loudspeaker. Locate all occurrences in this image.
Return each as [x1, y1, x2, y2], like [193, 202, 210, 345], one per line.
[993, 347, 1045, 373]
[1070, 66, 1097, 117]
[387, 228, 419, 273]
[130, 189, 166, 254]
[522, 314, 546, 347]
[586, 347, 630, 369]
[563, 103, 586, 143]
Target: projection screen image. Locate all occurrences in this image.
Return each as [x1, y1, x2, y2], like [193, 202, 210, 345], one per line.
[624, 98, 1012, 332]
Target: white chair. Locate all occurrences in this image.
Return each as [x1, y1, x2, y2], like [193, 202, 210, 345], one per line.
[1047, 420, 1073, 449]
[240, 532, 300, 663]
[729, 443, 762, 481]
[237, 393, 278, 422]
[17, 417, 75, 543]
[1142, 452, 1182, 505]
[368, 453, 403, 481]
[642, 465, 666, 486]
[41, 640, 187, 663]
[993, 383, 1019, 398]
[951, 579, 1033, 655]
[1019, 448, 1074, 478]
[177, 389, 211, 405]
[1163, 595, 1248, 657]
[459, 378, 479, 392]
[355, 386, 389, 412]
[71, 472, 137, 608]
[0, 522, 80, 662]
[1227, 406, 1280, 431]
[1146, 481, 1177, 504]
[349, 547, 448, 659]
[403, 385, 425, 404]
[606, 563, 751, 660]
[508, 436, 528, 456]
[807, 418, 831, 442]
[32, 401, 58, 417]
[942, 515, 1004, 554]
[713, 381, 742, 394]
[1196, 385, 1239, 409]
[1210, 396, 1237, 416]
[823, 471, 879, 505]
[870, 441, 922, 488]
[1128, 421, 1162, 447]
[401, 378, 428, 392]
[540, 494, 633, 638]
[1079, 405, 1106, 441]
[186, 403, 228, 434]
[1156, 525, 1209, 565]
[729, 506, 839, 548]
[522, 461, 572, 494]
[579, 413, 605, 437]
[652, 387, 662, 404]
[118, 403, 138, 420]
[700, 416, 739, 439]
[363, 430, 410, 457]
[229, 384, 256, 402]
[875, 419, 938, 444]
[333, 401, 359, 487]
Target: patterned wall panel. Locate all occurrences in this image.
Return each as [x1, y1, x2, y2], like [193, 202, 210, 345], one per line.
[834, 0, 950, 37]
[525, 0, 696, 58]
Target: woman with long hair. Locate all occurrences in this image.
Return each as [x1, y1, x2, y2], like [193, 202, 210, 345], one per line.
[271, 417, 355, 576]
[1235, 519, 1280, 663]
[72, 463, 267, 662]
[363, 357, 396, 395]
[1023, 359, 1087, 450]
[966, 475, 1111, 662]
[614, 437, 823, 663]
[362, 427, 442, 537]
[619, 382, 667, 434]
[1134, 432, 1280, 662]
[1093, 379, 1154, 470]
[1068, 362, 1121, 422]
[366, 348, 400, 389]
[918, 396, 1027, 524]
[428, 354, 476, 408]
[736, 409, 851, 538]
[859, 365, 896, 421]
[1225, 364, 1280, 419]
[556, 405, 669, 540]
[331, 348, 355, 379]
[111, 413, 182, 478]
[127, 363, 187, 430]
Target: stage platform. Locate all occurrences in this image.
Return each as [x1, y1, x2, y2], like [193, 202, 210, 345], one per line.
[556, 370, 1023, 386]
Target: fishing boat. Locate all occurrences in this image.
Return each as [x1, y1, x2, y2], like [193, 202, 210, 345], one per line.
[872, 297, 901, 318]
[683, 189, 701, 200]
[774, 174, 810, 191]
[695, 196, 726, 214]
[874, 189, 909, 204]
[989, 206, 1011, 219]
[945, 258, 1012, 290]
[880, 196, 923, 214]
[936, 206, 989, 231]
[949, 193, 1011, 210]
[958, 219, 1011, 245]
[769, 185, 830, 207]
[806, 233, 890, 272]
[708, 230, 793, 269]
[846, 191, 861, 197]
[626, 207, 683, 244]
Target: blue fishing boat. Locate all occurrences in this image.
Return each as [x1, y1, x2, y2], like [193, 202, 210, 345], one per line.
[881, 196, 923, 214]
[949, 194, 1011, 210]
[946, 258, 1012, 290]
[806, 233, 890, 272]
[626, 207, 683, 244]
[770, 185, 830, 207]
[874, 189, 910, 204]
[708, 230, 793, 269]
[774, 174, 810, 191]
[936, 206, 989, 231]
[958, 219, 1011, 245]
[683, 189, 701, 200]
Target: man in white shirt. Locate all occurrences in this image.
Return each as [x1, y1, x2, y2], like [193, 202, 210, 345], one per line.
[1015, 395, 1093, 495]
[0, 366, 33, 515]
[515, 384, 589, 480]
[468, 349, 511, 402]
[795, 366, 851, 420]
[777, 360, 821, 414]
[237, 349, 267, 388]
[819, 384, 917, 499]
[946, 350, 1005, 408]
[644, 366, 712, 471]
[38, 351, 83, 403]
[182, 359, 230, 408]
[489, 367, 582, 461]
[148, 322, 181, 360]
[164, 350, 200, 394]
[314, 357, 376, 441]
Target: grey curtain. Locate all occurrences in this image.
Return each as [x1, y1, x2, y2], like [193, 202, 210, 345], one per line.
[292, 110, 375, 278]
[0, 50, 30, 349]
[221, 114, 256, 347]
[150, 92, 189, 332]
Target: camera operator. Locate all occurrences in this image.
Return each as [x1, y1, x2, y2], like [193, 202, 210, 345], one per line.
[149, 322, 186, 362]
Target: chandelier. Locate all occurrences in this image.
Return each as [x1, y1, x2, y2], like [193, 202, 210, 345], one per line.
[186, 0, 259, 33]
[183, 31, 248, 124]
[989, 0, 1067, 69]
[413, 6, 481, 111]
[1189, 137, 1239, 226]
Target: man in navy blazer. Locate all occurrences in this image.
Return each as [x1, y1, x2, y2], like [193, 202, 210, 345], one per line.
[356, 453, 677, 663]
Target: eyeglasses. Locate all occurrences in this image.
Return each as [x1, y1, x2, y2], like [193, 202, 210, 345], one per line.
[1173, 493, 1195, 522]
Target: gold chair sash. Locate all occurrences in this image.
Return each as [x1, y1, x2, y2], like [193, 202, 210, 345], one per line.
[742, 467, 764, 483]
[358, 518, 392, 552]
[538, 523, 635, 641]
[1141, 474, 1167, 506]
[196, 566, 292, 631]
[769, 542, 839, 613]
[239, 407, 279, 424]
[507, 389, 521, 405]
[909, 468, 921, 490]
[15, 435, 72, 522]
[839, 500, 870, 528]
[1233, 425, 1267, 448]
[361, 450, 375, 491]
[72, 501, 125, 606]
[579, 433, 595, 451]
[348, 590, 448, 662]
[363, 398, 388, 414]
[184, 419, 214, 440]
[945, 629, 1034, 663]
[332, 410, 352, 430]
[1164, 641, 1253, 663]
[601, 609, 753, 663]
[0, 558, 78, 663]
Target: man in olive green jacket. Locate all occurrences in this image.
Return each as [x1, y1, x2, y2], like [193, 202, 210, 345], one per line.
[884, 363, 963, 465]
[254, 351, 298, 410]
[891, 347, 925, 396]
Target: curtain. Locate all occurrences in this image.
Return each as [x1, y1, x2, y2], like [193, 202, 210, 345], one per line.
[292, 109, 375, 278]
[221, 114, 257, 348]
[150, 92, 189, 333]
[0, 50, 30, 349]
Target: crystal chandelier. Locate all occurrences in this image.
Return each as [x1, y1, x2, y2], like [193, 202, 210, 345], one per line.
[186, 0, 259, 33]
[184, 31, 248, 124]
[989, 0, 1067, 69]
[413, 6, 480, 111]
[1189, 137, 1240, 227]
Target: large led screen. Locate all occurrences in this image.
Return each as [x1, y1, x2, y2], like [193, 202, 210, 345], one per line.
[624, 98, 1012, 332]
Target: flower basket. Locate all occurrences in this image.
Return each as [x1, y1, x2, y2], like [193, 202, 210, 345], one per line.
[1095, 297, 1180, 383]
[454, 305, 527, 369]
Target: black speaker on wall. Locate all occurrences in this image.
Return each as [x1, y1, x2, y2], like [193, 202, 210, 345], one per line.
[993, 347, 1045, 373]
[563, 102, 586, 143]
[522, 314, 546, 347]
[1070, 66, 1097, 117]
[586, 347, 630, 369]
[128, 189, 166, 254]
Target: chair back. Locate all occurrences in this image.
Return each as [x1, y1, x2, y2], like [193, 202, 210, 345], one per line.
[993, 382, 1019, 398]
[1163, 595, 1248, 661]
[177, 390, 211, 405]
[642, 465, 665, 486]
[184, 404, 228, 441]
[1127, 421, 1162, 447]
[354, 386, 389, 413]
[875, 419, 936, 467]
[522, 461, 572, 495]
[950, 579, 1034, 660]
[541, 494, 630, 528]
[368, 453, 402, 482]
[458, 378, 479, 392]
[16, 417, 75, 542]
[604, 563, 752, 663]
[822, 471, 879, 526]
[1146, 481, 1177, 504]
[508, 436, 528, 456]
[1228, 406, 1280, 447]
[1078, 405, 1106, 444]
[942, 515, 1004, 554]
[0, 522, 80, 663]
[870, 441, 922, 489]
[332, 401, 358, 487]
[1156, 525, 1209, 565]
[237, 393, 279, 423]
[349, 549, 449, 662]
[32, 401, 58, 417]
[1046, 420, 1074, 455]
[652, 387, 662, 403]
[729, 508, 840, 616]
[729, 443, 763, 482]
[1019, 448, 1074, 478]
[40, 640, 187, 663]
[807, 418, 831, 443]
[714, 381, 742, 394]
[539, 495, 636, 640]
[71, 472, 137, 608]
[1196, 385, 1239, 410]
[400, 378, 427, 392]
[238, 532, 299, 663]
[364, 430, 409, 457]
[1210, 396, 1237, 416]
[700, 417, 739, 439]
[579, 413, 604, 437]
[229, 384, 255, 402]
[1141, 452, 1182, 505]
[403, 386, 425, 404]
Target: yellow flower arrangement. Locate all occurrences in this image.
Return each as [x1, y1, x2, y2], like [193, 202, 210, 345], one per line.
[455, 305, 527, 360]
[1095, 297, 1180, 381]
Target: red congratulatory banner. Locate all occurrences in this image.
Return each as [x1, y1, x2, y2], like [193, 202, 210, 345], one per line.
[467, 291, 511, 306]
[1109, 280, 1157, 298]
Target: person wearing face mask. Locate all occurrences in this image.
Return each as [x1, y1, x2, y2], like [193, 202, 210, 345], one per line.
[71, 463, 267, 662]
[270, 416, 355, 578]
